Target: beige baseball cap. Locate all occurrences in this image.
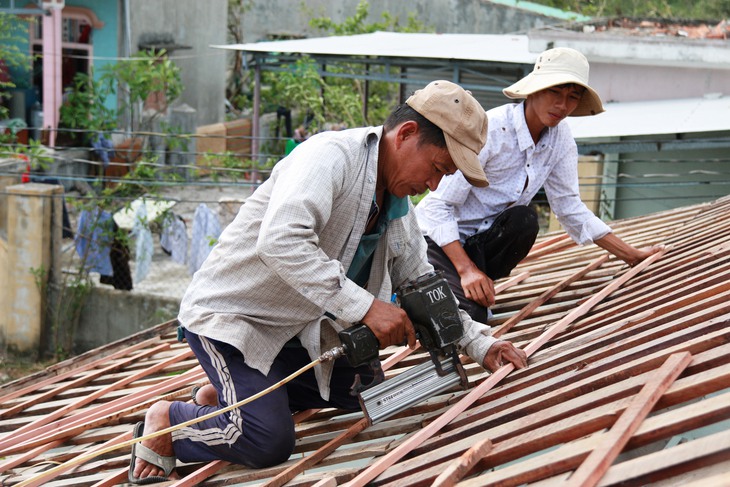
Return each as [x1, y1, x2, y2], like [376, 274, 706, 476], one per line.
[406, 80, 489, 187]
[503, 47, 605, 117]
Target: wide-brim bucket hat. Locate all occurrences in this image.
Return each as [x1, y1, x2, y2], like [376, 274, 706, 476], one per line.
[503, 47, 605, 117]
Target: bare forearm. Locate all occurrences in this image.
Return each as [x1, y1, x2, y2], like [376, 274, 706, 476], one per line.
[441, 240, 479, 275]
[595, 233, 665, 266]
[441, 240, 495, 307]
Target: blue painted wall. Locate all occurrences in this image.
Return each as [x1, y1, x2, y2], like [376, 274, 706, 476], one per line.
[0, 0, 119, 118]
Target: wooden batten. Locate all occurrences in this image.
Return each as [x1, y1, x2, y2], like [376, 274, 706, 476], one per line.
[1, 197, 730, 486]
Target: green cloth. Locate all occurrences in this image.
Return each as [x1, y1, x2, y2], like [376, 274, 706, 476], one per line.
[347, 192, 409, 286]
[284, 139, 300, 155]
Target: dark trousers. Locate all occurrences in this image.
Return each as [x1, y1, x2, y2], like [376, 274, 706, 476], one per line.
[425, 205, 539, 323]
[169, 329, 371, 468]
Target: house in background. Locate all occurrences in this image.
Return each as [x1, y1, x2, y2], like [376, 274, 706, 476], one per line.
[0, 0, 227, 144]
[543, 20, 730, 219]
[221, 14, 730, 222]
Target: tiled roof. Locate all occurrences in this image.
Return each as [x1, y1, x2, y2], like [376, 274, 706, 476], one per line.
[570, 17, 730, 40]
[2, 195, 730, 486]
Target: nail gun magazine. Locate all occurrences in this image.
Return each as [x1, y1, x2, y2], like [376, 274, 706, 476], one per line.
[338, 271, 469, 425]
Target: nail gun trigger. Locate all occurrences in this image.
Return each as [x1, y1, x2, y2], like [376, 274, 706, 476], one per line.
[349, 358, 385, 396]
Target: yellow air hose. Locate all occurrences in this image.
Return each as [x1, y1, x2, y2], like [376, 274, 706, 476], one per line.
[15, 346, 346, 487]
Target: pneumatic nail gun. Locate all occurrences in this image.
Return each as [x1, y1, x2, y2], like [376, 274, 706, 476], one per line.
[338, 271, 469, 425]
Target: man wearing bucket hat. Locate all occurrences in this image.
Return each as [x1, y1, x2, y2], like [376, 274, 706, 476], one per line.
[130, 80, 527, 483]
[415, 48, 665, 323]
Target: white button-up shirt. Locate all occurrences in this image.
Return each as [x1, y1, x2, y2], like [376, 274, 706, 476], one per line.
[179, 127, 497, 400]
[415, 102, 611, 246]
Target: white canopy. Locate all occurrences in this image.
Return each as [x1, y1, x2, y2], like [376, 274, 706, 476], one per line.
[568, 94, 730, 140]
[214, 31, 537, 65]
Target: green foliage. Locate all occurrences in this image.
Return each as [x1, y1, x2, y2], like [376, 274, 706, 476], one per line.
[101, 50, 183, 132]
[531, 0, 730, 19]
[59, 69, 118, 145]
[0, 13, 32, 119]
[203, 150, 256, 182]
[59, 50, 183, 139]
[10, 139, 54, 172]
[257, 0, 434, 133]
[410, 190, 429, 206]
[307, 0, 429, 34]
[32, 259, 93, 360]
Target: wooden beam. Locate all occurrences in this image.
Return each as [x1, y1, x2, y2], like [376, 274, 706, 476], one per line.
[431, 436, 492, 487]
[0, 343, 172, 419]
[493, 256, 607, 338]
[1, 366, 205, 455]
[343, 249, 666, 486]
[566, 352, 692, 487]
[0, 338, 163, 405]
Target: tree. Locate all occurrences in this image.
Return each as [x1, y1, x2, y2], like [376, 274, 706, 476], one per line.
[0, 13, 31, 126]
[226, 0, 254, 116]
[258, 0, 432, 144]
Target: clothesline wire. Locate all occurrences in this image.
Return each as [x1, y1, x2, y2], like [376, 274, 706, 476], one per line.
[3, 187, 727, 209]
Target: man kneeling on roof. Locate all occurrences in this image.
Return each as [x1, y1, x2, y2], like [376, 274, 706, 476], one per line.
[129, 80, 528, 483]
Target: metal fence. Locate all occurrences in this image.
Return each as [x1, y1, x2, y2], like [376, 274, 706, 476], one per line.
[3, 125, 730, 304]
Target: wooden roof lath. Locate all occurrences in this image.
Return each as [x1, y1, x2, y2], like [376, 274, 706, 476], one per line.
[1, 195, 730, 486]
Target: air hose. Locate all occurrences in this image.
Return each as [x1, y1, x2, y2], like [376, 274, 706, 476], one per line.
[15, 346, 346, 487]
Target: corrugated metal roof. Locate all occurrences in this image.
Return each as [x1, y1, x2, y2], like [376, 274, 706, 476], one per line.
[213, 31, 538, 65]
[567, 94, 730, 139]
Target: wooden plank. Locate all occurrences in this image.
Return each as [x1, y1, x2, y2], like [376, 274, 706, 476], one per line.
[599, 409, 730, 486]
[523, 234, 574, 262]
[0, 349, 195, 452]
[0, 439, 63, 472]
[431, 436, 491, 487]
[168, 460, 230, 487]
[437, 307, 730, 441]
[522, 249, 667, 357]
[448, 361, 730, 486]
[635, 460, 730, 487]
[0, 338, 162, 406]
[311, 476, 338, 487]
[489, 290, 729, 409]
[566, 352, 692, 487]
[1, 367, 205, 456]
[370, 307, 730, 485]
[343, 249, 666, 487]
[493, 256, 608, 338]
[0, 320, 178, 397]
[544, 275, 730, 361]
[0, 343, 172, 419]
[263, 420, 369, 487]
[2, 198, 728, 487]
[88, 470, 127, 487]
[12, 351, 330, 486]
[494, 271, 530, 294]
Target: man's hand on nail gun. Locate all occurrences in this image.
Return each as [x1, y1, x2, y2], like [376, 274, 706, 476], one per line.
[361, 299, 418, 349]
[483, 340, 528, 372]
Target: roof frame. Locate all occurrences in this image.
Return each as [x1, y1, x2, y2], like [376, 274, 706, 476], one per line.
[221, 33, 535, 156]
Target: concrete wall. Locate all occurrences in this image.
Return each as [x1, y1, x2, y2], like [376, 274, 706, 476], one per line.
[590, 63, 730, 104]
[129, 0, 228, 127]
[1, 183, 63, 356]
[528, 30, 730, 103]
[0, 175, 181, 355]
[240, 0, 563, 43]
[71, 286, 179, 353]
